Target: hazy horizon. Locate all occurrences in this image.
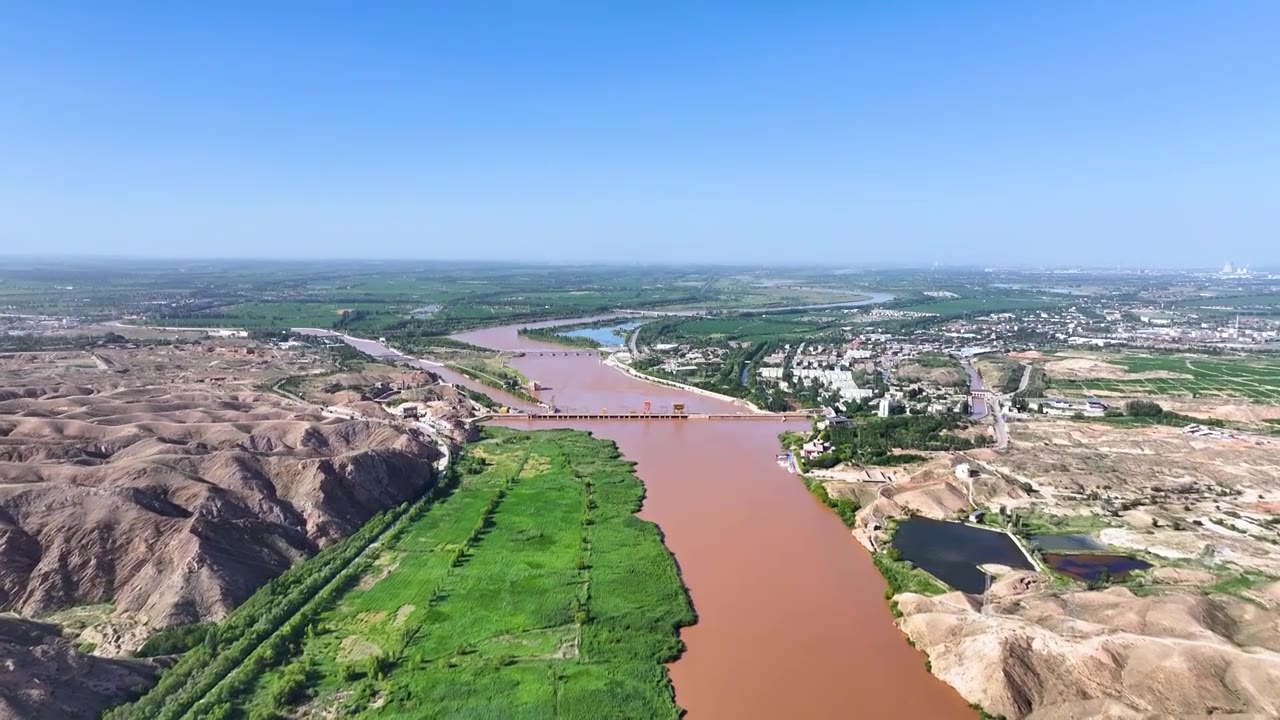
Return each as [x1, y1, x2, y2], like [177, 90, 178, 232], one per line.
[2, 3, 1277, 267]
[2, 251, 1273, 274]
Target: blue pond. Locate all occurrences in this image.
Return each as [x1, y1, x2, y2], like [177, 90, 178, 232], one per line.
[558, 321, 641, 347]
[890, 517, 1034, 593]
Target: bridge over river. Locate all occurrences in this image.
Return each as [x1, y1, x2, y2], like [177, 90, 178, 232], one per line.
[488, 411, 814, 422]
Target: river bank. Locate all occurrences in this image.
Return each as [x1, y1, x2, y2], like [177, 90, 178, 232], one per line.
[603, 354, 768, 413]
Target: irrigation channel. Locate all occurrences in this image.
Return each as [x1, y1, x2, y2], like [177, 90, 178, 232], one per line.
[303, 306, 971, 719]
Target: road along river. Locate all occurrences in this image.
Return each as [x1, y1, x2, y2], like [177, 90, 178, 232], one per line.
[450, 321, 973, 719]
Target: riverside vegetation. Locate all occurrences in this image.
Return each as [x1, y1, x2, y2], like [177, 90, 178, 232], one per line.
[105, 427, 693, 720]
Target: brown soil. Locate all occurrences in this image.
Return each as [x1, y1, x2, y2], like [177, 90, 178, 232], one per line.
[0, 616, 154, 719]
[971, 418, 1280, 576]
[896, 363, 968, 388]
[897, 576, 1280, 719]
[1164, 400, 1280, 424]
[0, 340, 442, 712]
[1043, 356, 1192, 381]
[839, 412, 1280, 718]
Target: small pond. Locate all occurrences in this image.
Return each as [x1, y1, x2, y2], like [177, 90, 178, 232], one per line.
[558, 321, 642, 347]
[1043, 553, 1151, 582]
[890, 517, 1034, 594]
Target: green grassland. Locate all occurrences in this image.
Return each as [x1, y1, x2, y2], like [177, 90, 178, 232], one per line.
[1173, 294, 1280, 315]
[145, 301, 409, 329]
[656, 277, 872, 311]
[899, 296, 1063, 317]
[1048, 354, 1280, 402]
[671, 316, 820, 340]
[109, 427, 693, 720]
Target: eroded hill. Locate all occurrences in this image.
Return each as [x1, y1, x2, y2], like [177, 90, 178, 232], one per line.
[0, 340, 445, 716]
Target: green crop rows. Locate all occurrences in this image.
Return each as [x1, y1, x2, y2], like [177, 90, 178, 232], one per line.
[108, 427, 693, 720]
[1050, 355, 1280, 402]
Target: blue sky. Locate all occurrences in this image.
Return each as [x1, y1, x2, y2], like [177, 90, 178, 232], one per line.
[1, 2, 1277, 267]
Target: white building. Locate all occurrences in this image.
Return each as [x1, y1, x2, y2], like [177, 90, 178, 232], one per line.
[878, 397, 895, 417]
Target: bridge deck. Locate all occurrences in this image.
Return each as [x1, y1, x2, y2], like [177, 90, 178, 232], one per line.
[494, 412, 811, 421]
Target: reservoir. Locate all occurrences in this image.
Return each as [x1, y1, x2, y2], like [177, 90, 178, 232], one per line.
[890, 517, 1034, 594]
[1043, 553, 1152, 582]
[451, 320, 973, 719]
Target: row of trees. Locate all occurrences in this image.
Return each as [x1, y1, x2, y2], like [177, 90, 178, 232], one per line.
[517, 326, 602, 349]
[107, 466, 458, 720]
[822, 414, 989, 466]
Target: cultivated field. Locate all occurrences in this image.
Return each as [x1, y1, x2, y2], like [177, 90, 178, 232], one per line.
[899, 296, 1062, 316]
[664, 316, 820, 341]
[1047, 354, 1280, 402]
[108, 427, 693, 720]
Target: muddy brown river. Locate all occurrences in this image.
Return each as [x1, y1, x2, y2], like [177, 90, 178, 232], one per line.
[450, 321, 973, 719]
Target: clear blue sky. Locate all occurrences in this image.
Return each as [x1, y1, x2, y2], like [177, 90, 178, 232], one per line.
[1, 2, 1277, 267]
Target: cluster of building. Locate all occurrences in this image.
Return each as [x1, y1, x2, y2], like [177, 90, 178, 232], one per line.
[650, 343, 732, 375]
[755, 341, 879, 403]
[885, 300, 1280, 353]
[1037, 398, 1108, 417]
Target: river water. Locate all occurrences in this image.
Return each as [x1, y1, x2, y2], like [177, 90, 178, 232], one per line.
[450, 322, 972, 719]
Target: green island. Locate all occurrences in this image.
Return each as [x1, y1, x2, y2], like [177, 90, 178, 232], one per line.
[106, 427, 693, 720]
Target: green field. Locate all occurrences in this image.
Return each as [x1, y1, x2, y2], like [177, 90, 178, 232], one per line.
[659, 316, 821, 341]
[1173, 294, 1280, 314]
[899, 296, 1062, 316]
[108, 428, 693, 720]
[1049, 355, 1280, 402]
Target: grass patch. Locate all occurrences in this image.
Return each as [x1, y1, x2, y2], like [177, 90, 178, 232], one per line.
[800, 476, 859, 527]
[1011, 510, 1113, 536]
[899, 296, 1061, 317]
[872, 547, 949, 598]
[1207, 569, 1273, 599]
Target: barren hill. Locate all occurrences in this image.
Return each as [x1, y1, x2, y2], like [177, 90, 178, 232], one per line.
[0, 344, 441, 649]
[0, 616, 154, 720]
[898, 574, 1280, 719]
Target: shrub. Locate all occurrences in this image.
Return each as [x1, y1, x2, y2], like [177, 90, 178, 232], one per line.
[1124, 399, 1164, 417]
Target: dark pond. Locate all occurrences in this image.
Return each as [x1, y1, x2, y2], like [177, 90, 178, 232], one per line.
[1030, 533, 1106, 553]
[1043, 553, 1152, 582]
[890, 517, 1034, 593]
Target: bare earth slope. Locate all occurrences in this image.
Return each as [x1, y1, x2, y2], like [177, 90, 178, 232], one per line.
[0, 345, 440, 645]
[0, 386, 438, 628]
[0, 616, 154, 720]
[862, 417, 1280, 719]
[898, 574, 1280, 719]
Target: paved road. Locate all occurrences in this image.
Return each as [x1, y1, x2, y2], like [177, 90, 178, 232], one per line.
[961, 359, 988, 419]
[1015, 362, 1033, 394]
[993, 401, 1009, 449]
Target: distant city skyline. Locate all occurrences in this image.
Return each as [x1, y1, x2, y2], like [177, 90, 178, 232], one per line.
[2, 3, 1278, 266]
